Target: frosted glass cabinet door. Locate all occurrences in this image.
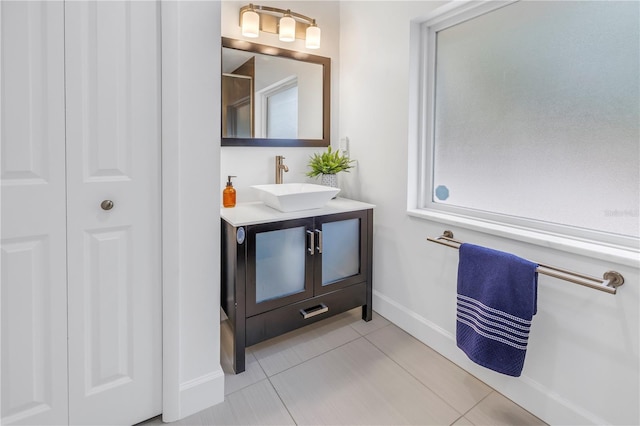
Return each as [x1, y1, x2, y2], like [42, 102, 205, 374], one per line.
[321, 219, 360, 285]
[256, 226, 306, 302]
[315, 211, 368, 295]
[246, 217, 314, 316]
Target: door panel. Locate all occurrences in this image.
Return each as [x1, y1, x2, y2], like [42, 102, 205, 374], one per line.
[83, 227, 133, 395]
[1, 237, 66, 425]
[0, 2, 68, 425]
[65, 1, 162, 424]
[314, 211, 368, 295]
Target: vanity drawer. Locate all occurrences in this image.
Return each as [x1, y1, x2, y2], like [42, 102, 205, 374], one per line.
[245, 282, 366, 347]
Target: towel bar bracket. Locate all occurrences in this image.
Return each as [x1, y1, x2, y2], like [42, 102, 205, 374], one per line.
[427, 230, 625, 295]
[603, 271, 624, 288]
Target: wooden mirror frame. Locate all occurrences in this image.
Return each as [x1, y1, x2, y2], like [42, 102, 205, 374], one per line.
[221, 37, 330, 147]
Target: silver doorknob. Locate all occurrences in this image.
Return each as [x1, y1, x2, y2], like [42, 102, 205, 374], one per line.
[101, 200, 114, 211]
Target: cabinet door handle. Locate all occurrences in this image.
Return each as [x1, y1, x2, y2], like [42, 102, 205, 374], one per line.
[300, 303, 329, 319]
[306, 230, 315, 255]
[315, 229, 323, 253]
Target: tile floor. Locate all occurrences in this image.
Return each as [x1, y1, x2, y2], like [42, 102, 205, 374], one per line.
[142, 309, 546, 425]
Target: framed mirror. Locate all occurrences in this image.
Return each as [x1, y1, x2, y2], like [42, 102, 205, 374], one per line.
[221, 37, 330, 147]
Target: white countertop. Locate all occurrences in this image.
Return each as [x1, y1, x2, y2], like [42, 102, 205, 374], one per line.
[221, 197, 375, 227]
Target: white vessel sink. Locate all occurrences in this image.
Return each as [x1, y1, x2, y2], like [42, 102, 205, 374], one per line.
[251, 183, 340, 212]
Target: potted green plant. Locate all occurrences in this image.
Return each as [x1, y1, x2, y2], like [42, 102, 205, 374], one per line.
[306, 146, 354, 188]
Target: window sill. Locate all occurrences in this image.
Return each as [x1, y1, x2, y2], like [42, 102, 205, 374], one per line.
[408, 208, 640, 269]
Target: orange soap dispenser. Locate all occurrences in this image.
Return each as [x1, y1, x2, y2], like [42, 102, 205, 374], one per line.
[223, 175, 237, 208]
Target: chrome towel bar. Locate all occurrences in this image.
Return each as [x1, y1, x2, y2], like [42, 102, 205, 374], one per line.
[427, 230, 625, 295]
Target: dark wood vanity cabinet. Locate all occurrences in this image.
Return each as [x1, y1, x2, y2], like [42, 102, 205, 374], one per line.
[221, 206, 373, 373]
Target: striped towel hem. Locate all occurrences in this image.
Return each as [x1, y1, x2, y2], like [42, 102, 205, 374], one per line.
[456, 295, 531, 351]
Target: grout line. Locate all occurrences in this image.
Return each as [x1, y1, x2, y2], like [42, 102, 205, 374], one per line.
[265, 372, 299, 425]
[449, 414, 467, 426]
[362, 334, 463, 418]
[251, 315, 365, 377]
[259, 332, 364, 378]
[461, 391, 493, 418]
[249, 313, 384, 424]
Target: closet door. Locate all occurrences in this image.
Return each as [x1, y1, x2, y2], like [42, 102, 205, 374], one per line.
[0, 2, 69, 425]
[64, 2, 162, 425]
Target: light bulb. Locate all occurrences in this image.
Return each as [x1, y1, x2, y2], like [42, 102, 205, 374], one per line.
[279, 13, 296, 42]
[306, 24, 321, 49]
[241, 9, 259, 38]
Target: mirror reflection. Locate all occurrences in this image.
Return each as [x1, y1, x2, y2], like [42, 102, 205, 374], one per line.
[222, 72, 253, 138]
[221, 38, 330, 147]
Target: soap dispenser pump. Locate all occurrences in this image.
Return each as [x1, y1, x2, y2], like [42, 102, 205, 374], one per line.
[223, 175, 237, 208]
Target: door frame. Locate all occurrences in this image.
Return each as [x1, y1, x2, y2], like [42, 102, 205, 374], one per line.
[160, 2, 225, 422]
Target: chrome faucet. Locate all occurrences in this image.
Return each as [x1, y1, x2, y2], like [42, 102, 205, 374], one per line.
[275, 155, 289, 184]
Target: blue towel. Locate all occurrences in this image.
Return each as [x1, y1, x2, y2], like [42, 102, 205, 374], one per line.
[456, 243, 538, 377]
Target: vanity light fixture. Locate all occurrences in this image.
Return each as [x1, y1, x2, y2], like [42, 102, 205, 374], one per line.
[240, 4, 260, 38]
[278, 10, 296, 42]
[239, 4, 321, 49]
[305, 20, 321, 49]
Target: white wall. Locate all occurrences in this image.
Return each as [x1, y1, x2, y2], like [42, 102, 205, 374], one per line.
[338, 1, 639, 425]
[220, 1, 341, 201]
[161, 1, 224, 421]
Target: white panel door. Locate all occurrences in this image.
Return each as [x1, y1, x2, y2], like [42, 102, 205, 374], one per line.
[0, 2, 69, 425]
[64, 2, 162, 425]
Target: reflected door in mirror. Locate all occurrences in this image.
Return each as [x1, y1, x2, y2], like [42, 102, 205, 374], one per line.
[223, 74, 253, 138]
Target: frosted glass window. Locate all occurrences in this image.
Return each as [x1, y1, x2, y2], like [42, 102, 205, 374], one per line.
[427, 1, 639, 241]
[255, 226, 306, 303]
[321, 219, 359, 286]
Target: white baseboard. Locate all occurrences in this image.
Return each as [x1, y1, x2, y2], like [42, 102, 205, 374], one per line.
[163, 367, 225, 423]
[373, 291, 606, 425]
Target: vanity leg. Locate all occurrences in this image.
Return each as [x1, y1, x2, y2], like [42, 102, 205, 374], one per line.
[232, 316, 246, 374]
[362, 209, 373, 322]
[362, 304, 372, 322]
[233, 339, 245, 374]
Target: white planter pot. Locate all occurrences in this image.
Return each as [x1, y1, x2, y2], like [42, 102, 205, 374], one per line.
[320, 173, 338, 188]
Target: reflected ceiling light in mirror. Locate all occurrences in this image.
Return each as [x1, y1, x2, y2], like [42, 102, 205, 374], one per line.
[238, 4, 321, 49]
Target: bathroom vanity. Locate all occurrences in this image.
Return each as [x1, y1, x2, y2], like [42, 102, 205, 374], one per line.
[221, 198, 374, 373]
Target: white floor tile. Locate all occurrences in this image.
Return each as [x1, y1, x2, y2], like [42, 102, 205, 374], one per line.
[250, 312, 361, 376]
[452, 415, 476, 425]
[269, 337, 461, 425]
[175, 379, 294, 426]
[345, 308, 391, 335]
[464, 391, 546, 426]
[366, 324, 492, 413]
[162, 310, 546, 426]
